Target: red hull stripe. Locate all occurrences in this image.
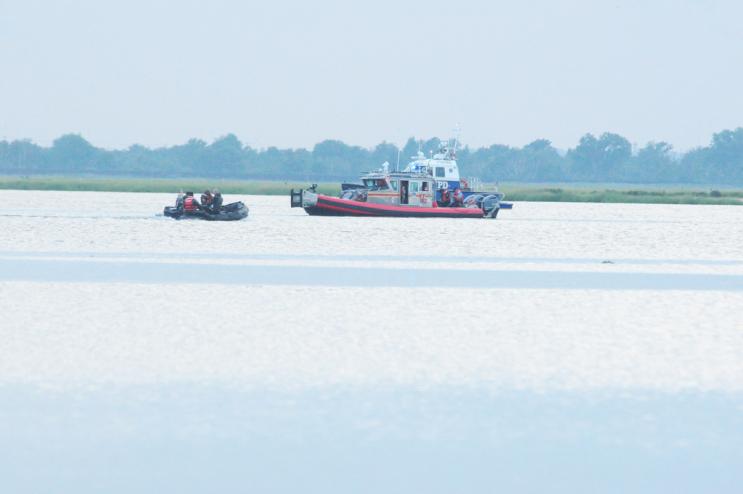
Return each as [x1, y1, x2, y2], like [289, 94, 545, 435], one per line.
[312, 202, 377, 215]
[307, 194, 484, 218]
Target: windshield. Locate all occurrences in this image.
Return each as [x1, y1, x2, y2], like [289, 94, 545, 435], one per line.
[363, 178, 388, 190]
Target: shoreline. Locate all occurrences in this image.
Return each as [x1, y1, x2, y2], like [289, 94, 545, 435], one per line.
[1, 176, 741, 205]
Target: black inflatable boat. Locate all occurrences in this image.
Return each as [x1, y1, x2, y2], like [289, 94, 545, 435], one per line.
[163, 201, 249, 221]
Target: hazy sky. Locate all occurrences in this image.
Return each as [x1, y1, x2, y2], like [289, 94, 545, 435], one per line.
[1, 0, 742, 150]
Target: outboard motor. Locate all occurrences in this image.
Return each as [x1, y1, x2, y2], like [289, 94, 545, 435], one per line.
[290, 189, 303, 207]
[482, 194, 501, 218]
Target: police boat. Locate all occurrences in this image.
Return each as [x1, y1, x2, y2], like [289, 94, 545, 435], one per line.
[290, 138, 512, 219]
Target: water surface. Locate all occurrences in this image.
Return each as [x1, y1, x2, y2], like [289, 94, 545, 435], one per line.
[1, 191, 741, 492]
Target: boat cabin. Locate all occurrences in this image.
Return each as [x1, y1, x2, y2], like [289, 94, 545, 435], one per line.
[403, 141, 463, 190]
[357, 172, 436, 208]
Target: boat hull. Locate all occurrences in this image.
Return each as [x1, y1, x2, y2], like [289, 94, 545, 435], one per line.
[301, 193, 484, 218]
[163, 201, 249, 221]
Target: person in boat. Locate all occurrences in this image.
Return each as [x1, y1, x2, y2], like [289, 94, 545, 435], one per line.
[201, 190, 213, 209]
[175, 192, 185, 209]
[450, 187, 464, 207]
[211, 190, 223, 211]
[180, 191, 201, 213]
[439, 188, 451, 206]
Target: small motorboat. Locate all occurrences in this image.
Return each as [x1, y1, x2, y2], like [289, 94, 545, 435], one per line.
[164, 194, 249, 221]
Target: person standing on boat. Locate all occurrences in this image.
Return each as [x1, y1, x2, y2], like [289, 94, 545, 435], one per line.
[400, 184, 408, 204]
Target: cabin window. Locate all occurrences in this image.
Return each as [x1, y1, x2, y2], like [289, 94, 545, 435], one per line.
[410, 182, 420, 193]
[421, 182, 429, 191]
[363, 179, 388, 190]
[390, 180, 398, 191]
[435, 167, 446, 177]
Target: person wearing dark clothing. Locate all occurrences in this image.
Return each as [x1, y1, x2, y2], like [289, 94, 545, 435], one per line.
[201, 190, 213, 208]
[211, 191, 223, 211]
[400, 184, 408, 204]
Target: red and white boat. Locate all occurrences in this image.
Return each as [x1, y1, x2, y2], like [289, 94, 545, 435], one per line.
[292, 190, 485, 218]
[291, 168, 502, 219]
[291, 137, 511, 219]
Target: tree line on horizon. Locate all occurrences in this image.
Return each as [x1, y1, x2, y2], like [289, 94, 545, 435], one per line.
[1, 128, 742, 185]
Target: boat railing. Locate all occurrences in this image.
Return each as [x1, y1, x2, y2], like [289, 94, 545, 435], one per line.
[464, 177, 482, 192]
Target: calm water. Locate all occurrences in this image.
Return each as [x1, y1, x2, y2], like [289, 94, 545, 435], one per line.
[1, 190, 742, 492]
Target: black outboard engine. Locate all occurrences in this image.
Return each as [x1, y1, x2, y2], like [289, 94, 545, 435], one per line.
[482, 194, 501, 218]
[290, 189, 303, 208]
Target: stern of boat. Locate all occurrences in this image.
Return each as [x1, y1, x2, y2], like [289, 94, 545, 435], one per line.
[290, 187, 319, 209]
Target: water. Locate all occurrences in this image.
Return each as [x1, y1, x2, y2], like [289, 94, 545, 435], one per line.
[1, 190, 742, 492]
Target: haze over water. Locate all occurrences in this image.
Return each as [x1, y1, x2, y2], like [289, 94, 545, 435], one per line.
[1, 191, 742, 492]
[3, 0, 743, 150]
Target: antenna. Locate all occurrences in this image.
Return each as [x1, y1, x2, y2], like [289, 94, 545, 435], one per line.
[453, 123, 462, 153]
[396, 147, 401, 172]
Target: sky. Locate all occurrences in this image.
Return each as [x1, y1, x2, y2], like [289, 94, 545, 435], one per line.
[1, 0, 742, 151]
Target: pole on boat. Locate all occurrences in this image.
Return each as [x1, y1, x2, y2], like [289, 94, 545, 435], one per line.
[453, 123, 461, 157]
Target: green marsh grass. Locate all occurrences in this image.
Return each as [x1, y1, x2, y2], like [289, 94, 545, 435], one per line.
[500, 185, 743, 205]
[1, 176, 741, 205]
[0, 176, 340, 196]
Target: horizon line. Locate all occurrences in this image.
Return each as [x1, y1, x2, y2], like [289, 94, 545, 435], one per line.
[2, 127, 742, 153]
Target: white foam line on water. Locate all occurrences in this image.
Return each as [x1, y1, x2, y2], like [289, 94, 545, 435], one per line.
[2, 250, 743, 280]
[1, 258, 742, 290]
[2, 250, 742, 265]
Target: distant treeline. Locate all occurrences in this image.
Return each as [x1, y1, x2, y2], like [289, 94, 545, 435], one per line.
[1, 128, 742, 184]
